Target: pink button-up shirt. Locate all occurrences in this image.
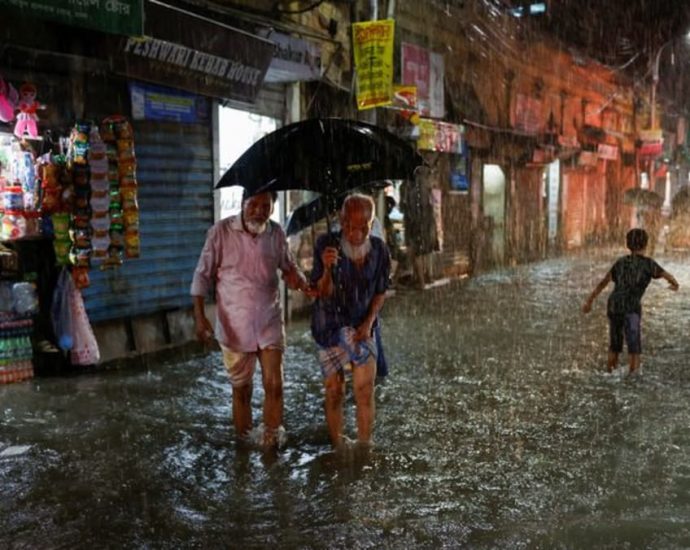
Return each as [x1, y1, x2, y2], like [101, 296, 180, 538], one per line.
[190, 215, 298, 352]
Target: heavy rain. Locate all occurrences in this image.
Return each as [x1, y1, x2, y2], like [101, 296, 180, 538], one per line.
[2, 0, 690, 548]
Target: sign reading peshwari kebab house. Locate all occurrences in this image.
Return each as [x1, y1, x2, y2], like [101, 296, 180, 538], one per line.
[114, 1, 274, 103]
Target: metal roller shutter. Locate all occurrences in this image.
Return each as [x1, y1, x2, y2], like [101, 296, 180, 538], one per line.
[81, 120, 214, 322]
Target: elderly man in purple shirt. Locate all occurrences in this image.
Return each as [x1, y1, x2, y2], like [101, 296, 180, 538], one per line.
[191, 191, 313, 447]
[311, 194, 391, 448]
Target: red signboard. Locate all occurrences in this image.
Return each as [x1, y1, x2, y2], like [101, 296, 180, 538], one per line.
[513, 93, 543, 135]
[401, 43, 430, 115]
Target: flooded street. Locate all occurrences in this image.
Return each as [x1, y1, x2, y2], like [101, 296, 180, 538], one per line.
[3, 251, 690, 548]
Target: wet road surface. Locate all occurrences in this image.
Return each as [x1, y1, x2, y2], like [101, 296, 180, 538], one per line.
[3, 251, 690, 548]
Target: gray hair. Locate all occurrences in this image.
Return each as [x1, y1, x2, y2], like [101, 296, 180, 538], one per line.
[341, 193, 375, 222]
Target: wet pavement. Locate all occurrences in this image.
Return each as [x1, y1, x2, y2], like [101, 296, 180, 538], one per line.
[3, 250, 690, 548]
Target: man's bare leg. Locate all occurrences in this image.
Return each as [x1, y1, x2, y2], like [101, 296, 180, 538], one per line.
[232, 384, 253, 439]
[324, 371, 345, 447]
[258, 348, 284, 446]
[353, 356, 376, 444]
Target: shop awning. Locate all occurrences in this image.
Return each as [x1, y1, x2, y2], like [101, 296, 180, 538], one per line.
[109, 0, 275, 104]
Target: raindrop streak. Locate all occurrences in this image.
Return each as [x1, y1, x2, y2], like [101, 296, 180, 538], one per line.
[2, 255, 690, 547]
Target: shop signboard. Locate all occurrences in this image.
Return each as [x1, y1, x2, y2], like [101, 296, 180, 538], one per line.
[129, 82, 208, 123]
[429, 52, 445, 119]
[352, 19, 395, 110]
[512, 93, 543, 135]
[110, 1, 273, 103]
[597, 143, 618, 161]
[0, 0, 143, 36]
[418, 118, 463, 154]
[578, 151, 599, 166]
[391, 85, 418, 110]
[260, 30, 322, 83]
[402, 42, 430, 115]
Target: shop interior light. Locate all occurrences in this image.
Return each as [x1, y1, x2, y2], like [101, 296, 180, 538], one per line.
[529, 3, 546, 15]
[508, 2, 546, 17]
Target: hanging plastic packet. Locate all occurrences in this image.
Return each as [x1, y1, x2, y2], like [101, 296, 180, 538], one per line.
[12, 282, 39, 316]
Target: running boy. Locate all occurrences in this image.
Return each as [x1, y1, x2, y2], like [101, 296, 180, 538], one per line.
[582, 228, 679, 374]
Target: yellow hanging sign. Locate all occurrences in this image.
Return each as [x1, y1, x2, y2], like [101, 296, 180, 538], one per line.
[352, 19, 395, 110]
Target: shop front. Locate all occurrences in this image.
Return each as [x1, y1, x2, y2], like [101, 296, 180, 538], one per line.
[0, 1, 276, 379]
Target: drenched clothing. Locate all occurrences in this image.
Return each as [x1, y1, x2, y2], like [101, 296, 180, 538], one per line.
[400, 176, 439, 256]
[606, 254, 664, 354]
[606, 255, 664, 315]
[221, 345, 281, 388]
[311, 233, 390, 347]
[609, 313, 642, 354]
[317, 327, 378, 378]
[310, 233, 391, 349]
[190, 215, 298, 352]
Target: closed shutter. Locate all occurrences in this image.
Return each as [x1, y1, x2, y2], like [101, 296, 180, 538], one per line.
[82, 121, 214, 322]
[222, 83, 286, 121]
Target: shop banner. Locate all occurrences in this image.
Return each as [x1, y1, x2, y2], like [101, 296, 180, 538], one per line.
[110, 1, 273, 103]
[0, 0, 143, 36]
[352, 19, 395, 110]
[391, 85, 418, 110]
[417, 118, 463, 154]
[260, 30, 322, 83]
[578, 151, 599, 166]
[429, 52, 445, 119]
[402, 43, 430, 115]
[129, 82, 208, 123]
[512, 93, 543, 135]
[597, 143, 619, 161]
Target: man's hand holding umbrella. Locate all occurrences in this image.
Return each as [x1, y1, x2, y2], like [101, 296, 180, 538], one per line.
[315, 245, 339, 299]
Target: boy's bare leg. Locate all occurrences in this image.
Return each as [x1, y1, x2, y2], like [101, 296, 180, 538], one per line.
[629, 353, 641, 374]
[607, 352, 618, 373]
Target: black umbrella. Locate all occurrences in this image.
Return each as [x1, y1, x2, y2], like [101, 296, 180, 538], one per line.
[285, 193, 342, 237]
[216, 118, 423, 197]
[285, 182, 390, 236]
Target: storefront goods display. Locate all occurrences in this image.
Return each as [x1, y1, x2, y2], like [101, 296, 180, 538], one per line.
[0, 74, 18, 123]
[14, 83, 44, 139]
[0, 281, 38, 384]
[101, 115, 140, 261]
[0, 142, 41, 240]
[50, 268, 99, 365]
[2, 111, 140, 275]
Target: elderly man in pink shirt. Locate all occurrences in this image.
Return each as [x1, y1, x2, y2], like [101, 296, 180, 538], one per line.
[191, 190, 313, 447]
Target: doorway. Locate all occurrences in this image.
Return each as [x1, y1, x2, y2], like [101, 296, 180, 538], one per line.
[217, 106, 279, 221]
[482, 164, 506, 264]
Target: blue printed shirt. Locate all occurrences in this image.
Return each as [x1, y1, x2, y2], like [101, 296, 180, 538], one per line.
[310, 233, 391, 347]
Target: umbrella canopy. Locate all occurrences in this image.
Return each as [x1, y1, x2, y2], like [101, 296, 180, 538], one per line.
[623, 188, 663, 209]
[285, 193, 341, 237]
[216, 118, 424, 196]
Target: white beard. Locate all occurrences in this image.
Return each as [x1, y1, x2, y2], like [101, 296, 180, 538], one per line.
[340, 237, 371, 262]
[245, 220, 268, 235]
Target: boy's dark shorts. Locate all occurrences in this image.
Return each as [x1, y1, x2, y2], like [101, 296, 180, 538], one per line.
[608, 312, 641, 354]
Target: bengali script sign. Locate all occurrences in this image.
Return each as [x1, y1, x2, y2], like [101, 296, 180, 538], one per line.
[352, 19, 395, 110]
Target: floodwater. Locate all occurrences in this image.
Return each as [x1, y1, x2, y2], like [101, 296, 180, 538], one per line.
[3, 251, 690, 548]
